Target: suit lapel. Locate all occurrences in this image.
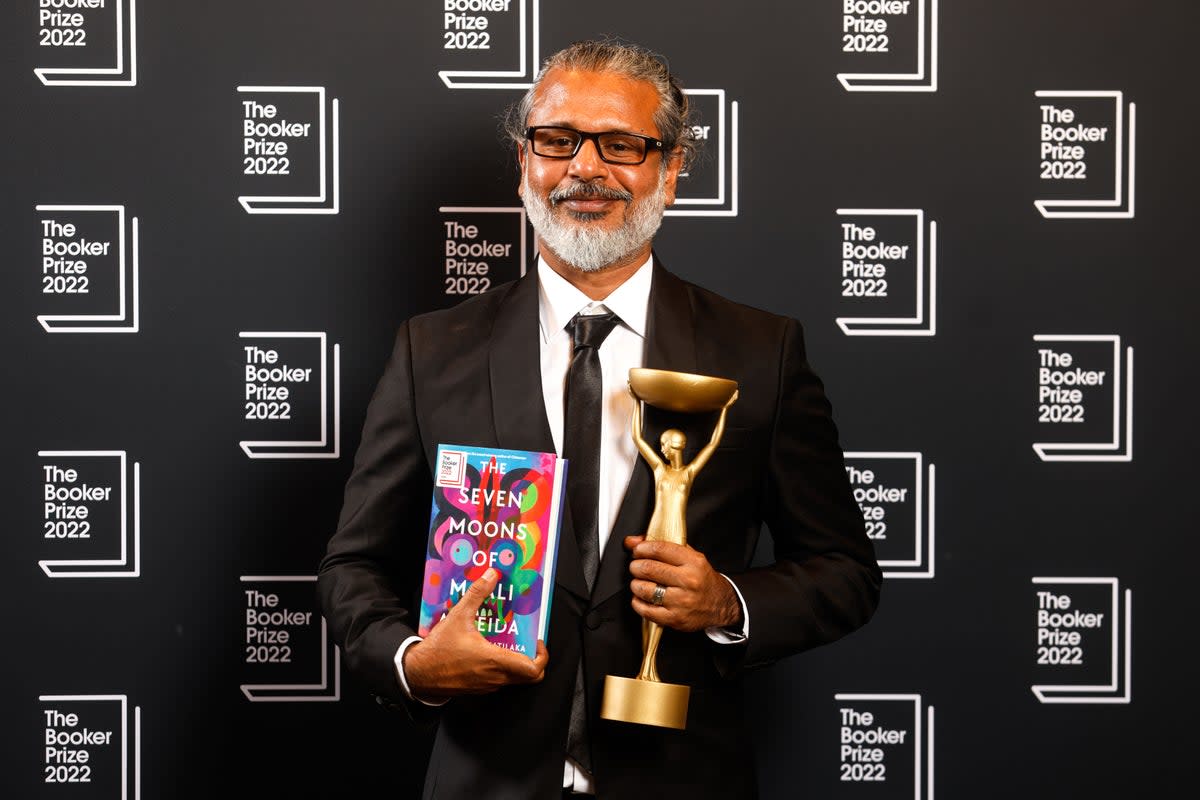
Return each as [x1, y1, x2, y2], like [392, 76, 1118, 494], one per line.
[489, 271, 590, 602]
[592, 260, 697, 609]
[642, 260, 699, 376]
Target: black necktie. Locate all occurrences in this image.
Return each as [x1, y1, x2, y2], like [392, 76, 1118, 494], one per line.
[562, 308, 619, 777]
[562, 309, 620, 590]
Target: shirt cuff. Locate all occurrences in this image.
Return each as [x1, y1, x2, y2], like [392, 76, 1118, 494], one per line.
[394, 635, 449, 707]
[704, 574, 750, 644]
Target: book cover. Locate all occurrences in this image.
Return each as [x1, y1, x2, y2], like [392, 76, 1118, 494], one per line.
[418, 443, 567, 656]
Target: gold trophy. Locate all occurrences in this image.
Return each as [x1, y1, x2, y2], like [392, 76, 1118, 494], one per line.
[600, 367, 739, 730]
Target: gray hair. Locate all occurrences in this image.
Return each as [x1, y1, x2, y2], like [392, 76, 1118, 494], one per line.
[501, 39, 699, 171]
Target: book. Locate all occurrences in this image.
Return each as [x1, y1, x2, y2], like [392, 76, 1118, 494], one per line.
[417, 443, 567, 657]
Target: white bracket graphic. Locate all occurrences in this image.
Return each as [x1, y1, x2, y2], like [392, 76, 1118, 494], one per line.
[834, 693, 935, 798]
[1033, 335, 1133, 462]
[666, 90, 740, 218]
[836, 209, 936, 336]
[838, 0, 937, 92]
[34, 0, 137, 87]
[239, 575, 341, 702]
[38, 450, 140, 578]
[238, 331, 341, 459]
[1034, 91, 1135, 219]
[438, 206, 528, 276]
[439, 0, 539, 89]
[1031, 577, 1132, 704]
[38, 694, 141, 799]
[36, 205, 139, 333]
[237, 86, 340, 214]
[844, 453, 935, 579]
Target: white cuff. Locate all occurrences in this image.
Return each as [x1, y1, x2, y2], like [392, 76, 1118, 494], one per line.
[704, 574, 750, 644]
[394, 635, 449, 707]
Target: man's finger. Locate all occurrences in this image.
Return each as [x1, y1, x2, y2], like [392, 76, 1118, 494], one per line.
[489, 639, 549, 682]
[630, 597, 674, 627]
[509, 640, 549, 683]
[629, 558, 684, 586]
[630, 578, 668, 605]
[453, 567, 500, 619]
[623, 534, 646, 551]
[632, 540, 693, 566]
[528, 640, 549, 681]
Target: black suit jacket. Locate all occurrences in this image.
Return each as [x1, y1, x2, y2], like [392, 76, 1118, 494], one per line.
[318, 262, 881, 799]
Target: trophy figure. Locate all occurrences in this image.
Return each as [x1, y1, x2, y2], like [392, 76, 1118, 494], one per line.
[600, 367, 739, 730]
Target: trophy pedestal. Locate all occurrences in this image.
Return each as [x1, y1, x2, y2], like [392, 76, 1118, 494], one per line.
[600, 675, 689, 730]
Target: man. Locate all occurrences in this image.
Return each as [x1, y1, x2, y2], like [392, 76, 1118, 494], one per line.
[319, 40, 880, 799]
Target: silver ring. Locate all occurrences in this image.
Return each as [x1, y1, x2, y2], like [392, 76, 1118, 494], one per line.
[651, 584, 667, 606]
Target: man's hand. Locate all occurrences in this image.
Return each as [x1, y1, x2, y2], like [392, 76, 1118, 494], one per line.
[625, 536, 743, 632]
[403, 567, 549, 700]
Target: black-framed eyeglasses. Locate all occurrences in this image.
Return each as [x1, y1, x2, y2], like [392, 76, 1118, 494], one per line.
[525, 126, 664, 165]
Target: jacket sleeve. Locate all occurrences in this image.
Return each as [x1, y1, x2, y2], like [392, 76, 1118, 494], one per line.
[317, 322, 437, 717]
[725, 317, 882, 671]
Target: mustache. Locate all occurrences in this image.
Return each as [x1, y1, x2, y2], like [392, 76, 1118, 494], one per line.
[549, 182, 633, 205]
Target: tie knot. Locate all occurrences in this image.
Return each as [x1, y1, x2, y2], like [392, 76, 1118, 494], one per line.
[567, 310, 620, 350]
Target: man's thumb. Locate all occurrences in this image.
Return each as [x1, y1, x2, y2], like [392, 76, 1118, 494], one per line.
[455, 567, 499, 618]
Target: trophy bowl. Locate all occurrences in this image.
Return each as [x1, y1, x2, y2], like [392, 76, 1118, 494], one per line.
[628, 368, 738, 413]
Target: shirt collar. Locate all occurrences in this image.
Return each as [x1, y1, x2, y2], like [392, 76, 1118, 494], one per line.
[537, 253, 653, 343]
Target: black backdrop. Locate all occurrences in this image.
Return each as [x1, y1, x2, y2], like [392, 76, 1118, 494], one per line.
[2, 1, 1197, 797]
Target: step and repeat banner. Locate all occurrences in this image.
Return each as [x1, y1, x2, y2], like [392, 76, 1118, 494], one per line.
[1, 1, 1195, 797]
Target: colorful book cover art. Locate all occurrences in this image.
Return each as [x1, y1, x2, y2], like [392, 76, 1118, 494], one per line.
[418, 444, 567, 657]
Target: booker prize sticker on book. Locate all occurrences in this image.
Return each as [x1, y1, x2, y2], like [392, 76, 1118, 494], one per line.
[418, 444, 568, 657]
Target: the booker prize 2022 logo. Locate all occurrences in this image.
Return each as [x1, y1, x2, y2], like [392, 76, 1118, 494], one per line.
[33, 0, 137, 86]
[38, 450, 140, 578]
[238, 332, 341, 459]
[830, 694, 934, 798]
[835, 210, 936, 337]
[1035, 91, 1135, 219]
[844, 453, 934, 579]
[436, 0, 528, 88]
[1031, 577, 1132, 704]
[836, 0, 937, 92]
[39, 694, 141, 792]
[1032, 335, 1134, 462]
[36, 205, 139, 333]
[240, 576, 340, 702]
[668, 90, 740, 218]
[237, 86, 340, 214]
[438, 206, 527, 302]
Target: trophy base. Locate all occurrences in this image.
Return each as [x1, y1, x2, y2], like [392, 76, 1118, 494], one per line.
[600, 675, 689, 730]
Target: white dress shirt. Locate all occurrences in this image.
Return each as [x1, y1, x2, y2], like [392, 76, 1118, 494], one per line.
[536, 254, 650, 557]
[391, 255, 748, 794]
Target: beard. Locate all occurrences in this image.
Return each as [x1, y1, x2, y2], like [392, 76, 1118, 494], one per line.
[521, 172, 668, 272]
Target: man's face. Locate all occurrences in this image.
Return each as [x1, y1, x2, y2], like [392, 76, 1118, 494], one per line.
[518, 68, 682, 272]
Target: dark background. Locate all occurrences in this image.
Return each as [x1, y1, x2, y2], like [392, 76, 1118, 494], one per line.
[2, 1, 1196, 796]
